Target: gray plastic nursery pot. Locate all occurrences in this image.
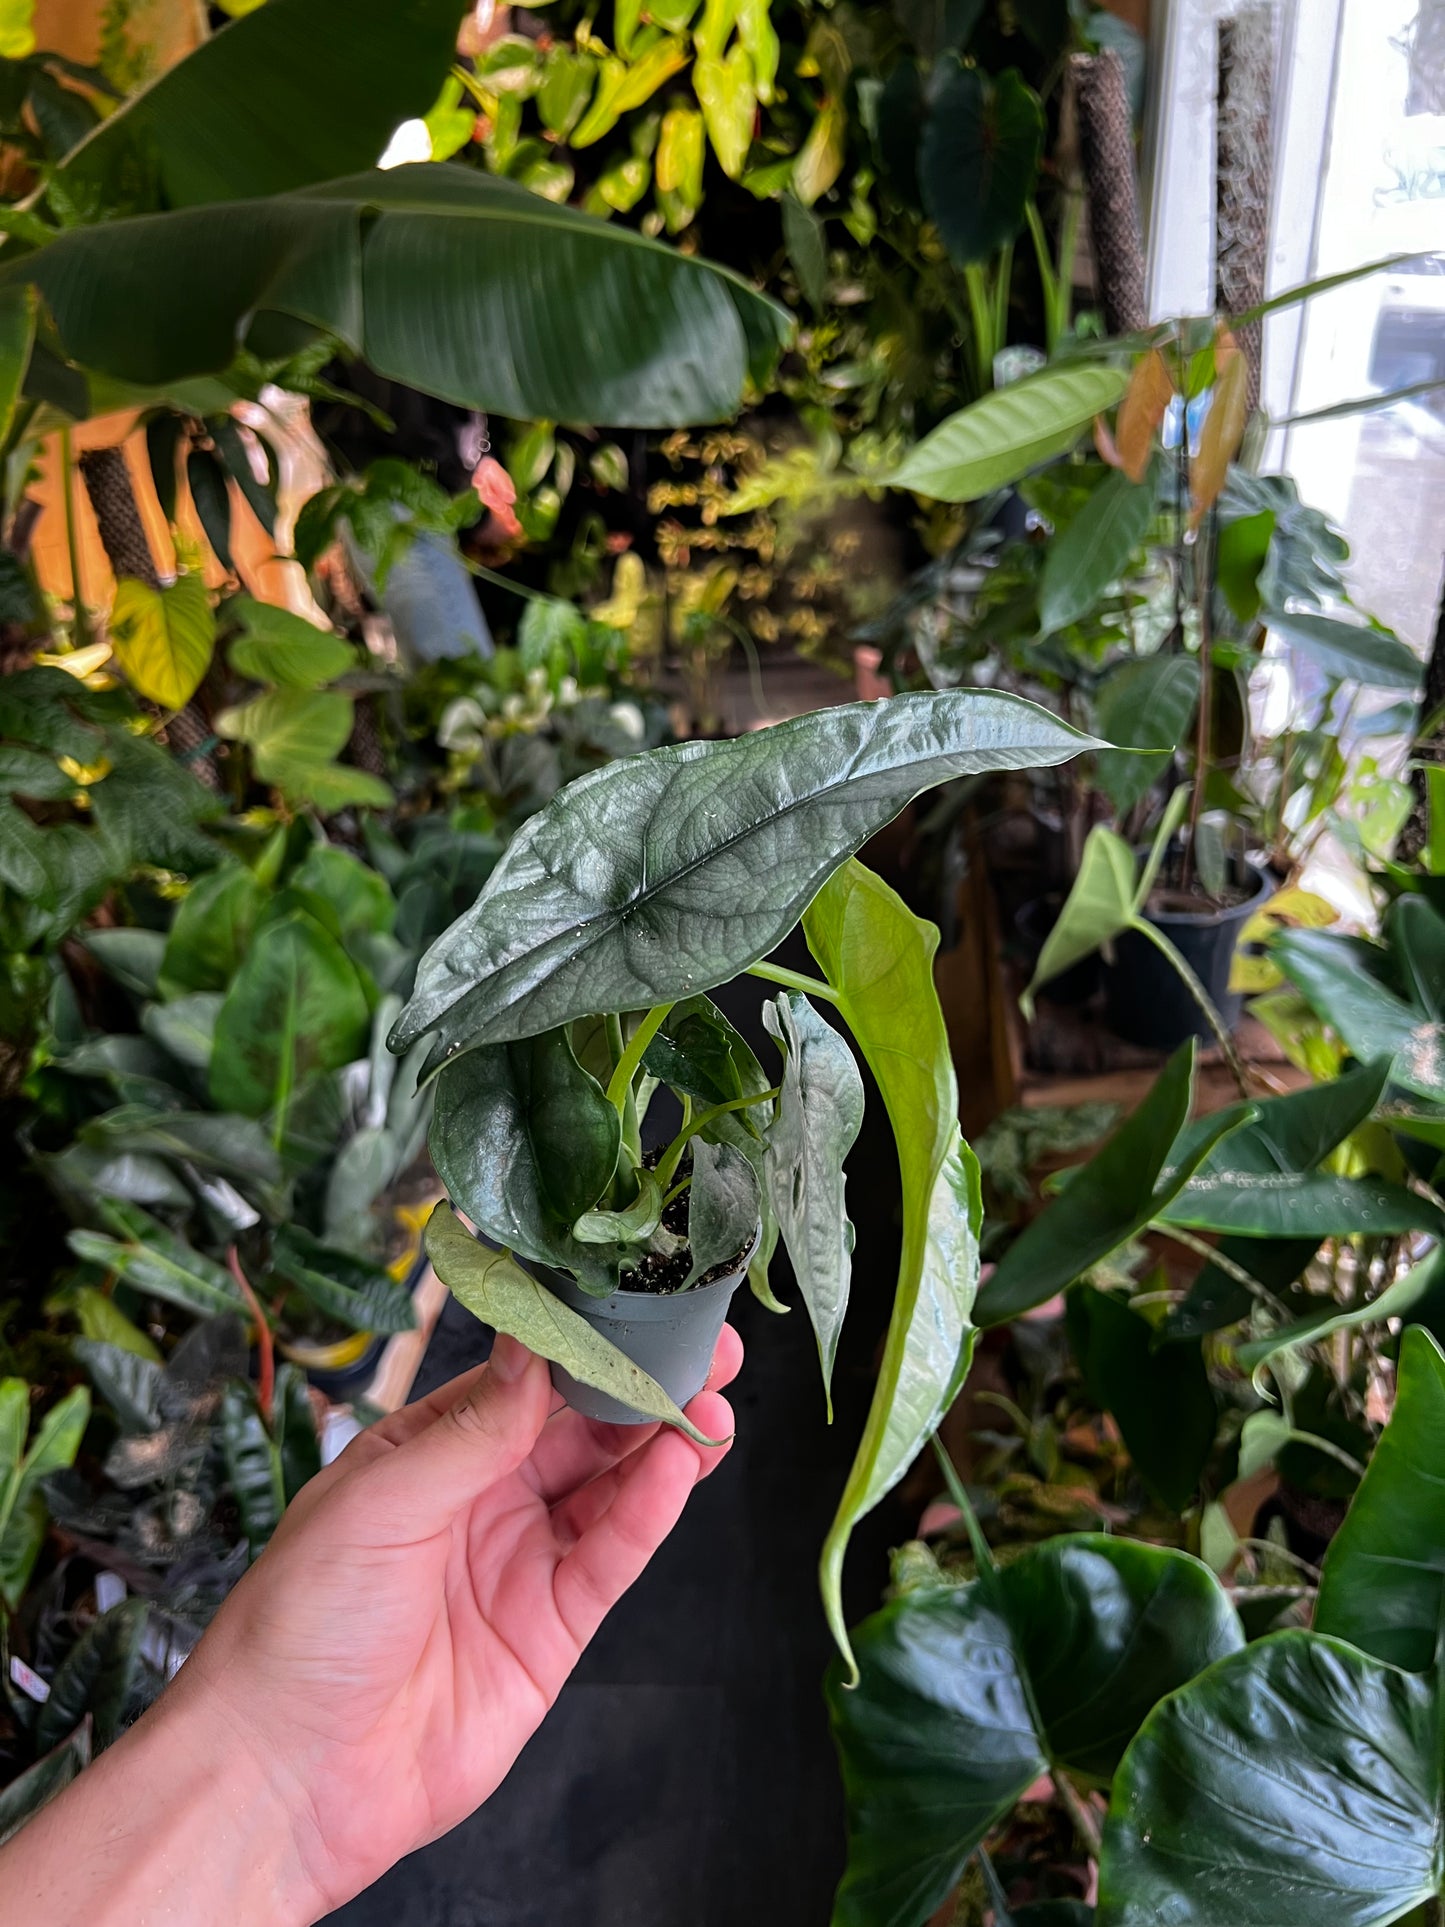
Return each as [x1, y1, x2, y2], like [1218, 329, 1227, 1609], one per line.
[542, 1229, 759, 1425]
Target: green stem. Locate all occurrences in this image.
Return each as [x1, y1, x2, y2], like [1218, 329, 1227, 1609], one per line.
[1129, 914, 1251, 1100]
[992, 238, 1014, 361]
[654, 1086, 780, 1190]
[58, 425, 91, 647]
[1151, 1223, 1290, 1319]
[605, 1003, 672, 1115]
[962, 263, 995, 394]
[747, 961, 839, 1004]
[605, 1013, 641, 1169]
[1053, 1769, 1103, 1859]
[661, 1174, 693, 1211]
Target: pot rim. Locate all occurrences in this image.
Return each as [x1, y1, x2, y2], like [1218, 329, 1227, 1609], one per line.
[542, 1219, 763, 1310]
[1136, 851, 1274, 931]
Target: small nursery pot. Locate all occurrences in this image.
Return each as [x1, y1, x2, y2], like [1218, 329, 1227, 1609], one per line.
[543, 1230, 759, 1425]
[1105, 859, 1273, 1050]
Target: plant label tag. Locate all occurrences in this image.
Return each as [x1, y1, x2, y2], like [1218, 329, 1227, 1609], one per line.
[95, 1571, 127, 1614]
[9, 1656, 49, 1704]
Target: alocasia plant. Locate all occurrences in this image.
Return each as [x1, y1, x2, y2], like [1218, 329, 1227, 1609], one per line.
[391, 687, 1101, 1661]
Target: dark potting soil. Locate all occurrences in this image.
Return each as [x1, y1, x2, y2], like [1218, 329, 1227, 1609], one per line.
[617, 1154, 750, 1295]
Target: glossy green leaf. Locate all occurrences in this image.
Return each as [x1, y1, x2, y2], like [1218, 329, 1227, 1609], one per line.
[84, 1104, 284, 1188]
[886, 364, 1131, 503]
[220, 1379, 285, 1560]
[920, 64, 1042, 266]
[186, 446, 234, 573]
[392, 690, 1097, 1062]
[682, 1138, 759, 1287]
[430, 1036, 625, 1293]
[47, 1143, 191, 1212]
[1237, 1242, 1445, 1380]
[1158, 1057, 1441, 1237]
[12, 166, 791, 430]
[831, 1536, 1241, 1927]
[158, 860, 265, 998]
[804, 860, 982, 1674]
[270, 1225, 417, 1334]
[761, 991, 864, 1409]
[1275, 926, 1445, 1104]
[1092, 655, 1200, 816]
[142, 991, 221, 1071]
[1315, 1325, 1445, 1671]
[1065, 1285, 1214, 1510]
[573, 1169, 663, 1246]
[425, 1204, 724, 1446]
[0, 282, 35, 444]
[67, 1210, 244, 1320]
[1269, 611, 1423, 693]
[226, 596, 354, 689]
[1097, 1632, 1442, 1927]
[643, 996, 770, 1141]
[36, 1599, 149, 1753]
[109, 570, 216, 710]
[210, 909, 371, 1127]
[213, 416, 277, 538]
[65, 1287, 163, 1362]
[290, 843, 396, 940]
[977, 1045, 1250, 1325]
[215, 688, 353, 783]
[1039, 467, 1156, 636]
[782, 193, 826, 311]
[695, 44, 756, 180]
[1021, 825, 1135, 1016]
[0, 1382, 90, 1609]
[0, 1723, 91, 1851]
[73, 1339, 164, 1434]
[81, 928, 166, 999]
[56, 0, 466, 207]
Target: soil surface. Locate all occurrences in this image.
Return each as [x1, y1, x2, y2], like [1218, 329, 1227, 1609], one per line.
[617, 1154, 752, 1295]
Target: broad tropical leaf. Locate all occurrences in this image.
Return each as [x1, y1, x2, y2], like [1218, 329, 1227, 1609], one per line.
[1066, 1284, 1215, 1510]
[1039, 467, 1155, 637]
[425, 1203, 724, 1445]
[919, 64, 1042, 266]
[270, 1225, 418, 1334]
[886, 364, 1130, 502]
[10, 165, 791, 430]
[804, 860, 982, 1675]
[1092, 655, 1199, 816]
[68, 1208, 244, 1319]
[831, 1537, 1241, 1927]
[1021, 824, 1136, 1016]
[1269, 611, 1422, 693]
[392, 690, 1097, 1063]
[682, 1138, 759, 1286]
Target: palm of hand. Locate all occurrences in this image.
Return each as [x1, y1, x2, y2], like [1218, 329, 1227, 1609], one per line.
[182, 1333, 740, 1913]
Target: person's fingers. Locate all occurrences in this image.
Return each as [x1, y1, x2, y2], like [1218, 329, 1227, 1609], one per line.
[362, 1336, 551, 1535]
[525, 1322, 744, 1504]
[549, 1389, 734, 1648]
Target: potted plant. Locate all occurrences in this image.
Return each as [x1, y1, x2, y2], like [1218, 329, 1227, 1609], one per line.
[390, 685, 1099, 1657]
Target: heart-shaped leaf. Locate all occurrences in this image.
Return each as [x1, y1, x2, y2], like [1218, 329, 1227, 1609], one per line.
[226, 596, 354, 689]
[425, 1203, 725, 1446]
[682, 1138, 759, 1286]
[392, 690, 1097, 1063]
[1092, 654, 1200, 816]
[109, 572, 216, 711]
[1066, 1284, 1215, 1510]
[919, 64, 1042, 266]
[831, 1536, 1242, 1927]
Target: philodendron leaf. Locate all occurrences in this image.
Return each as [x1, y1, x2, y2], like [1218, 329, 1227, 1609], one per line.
[108, 573, 216, 711]
[1157, 1056, 1444, 1238]
[391, 691, 1098, 1064]
[976, 1045, 1251, 1326]
[919, 64, 1042, 266]
[210, 909, 371, 1128]
[158, 860, 265, 998]
[270, 1225, 418, 1335]
[424, 1204, 725, 1447]
[220, 1378, 285, 1560]
[885, 364, 1131, 503]
[1021, 825, 1136, 1017]
[227, 597, 355, 689]
[1314, 1324, 1445, 1671]
[1066, 1285, 1215, 1510]
[830, 1536, 1242, 1927]
[803, 860, 982, 1674]
[1275, 921, 1445, 1105]
[1097, 1632, 1443, 1927]
[574, 1169, 663, 1246]
[430, 1038, 626, 1293]
[682, 1139, 759, 1287]
[0, 1383, 91, 1610]
[761, 992, 864, 1410]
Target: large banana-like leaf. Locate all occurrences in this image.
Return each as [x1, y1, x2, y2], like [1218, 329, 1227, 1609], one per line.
[392, 690, 1097, 1063]
[57, 0, 466, 208]
[803, 860, 981, 1677]
[9, 165, 792, 429]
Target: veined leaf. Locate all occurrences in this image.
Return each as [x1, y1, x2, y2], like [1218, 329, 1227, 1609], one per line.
[10, 166, 791, 430]
[886, 364, 1130, 502]
[762, 991, 864, 1411]
[1275, 926, 1445, 1104]
[36, 1599, 149, 1752]
[392, 690, 1097, 1062]
[574, 1169, 663, 1246]
[67, 1209, 244, 1319]
[1039, 466, 1156, 636]
[1021, 824, 1135, 1016]
[214, 687, 353, 783]
[108, 573, 215, 711]
[226, 596, 353, 688]
[1269, 611, 1422, 693]
[1092, 655, 1199, 816]
[158, 860, 264, 998]
[270, 1225, 417, 1334]
[425, 1204, 725, 1446]
[831, 1536, 1241, 1927]
[682, 1139, 759, 1287]
[920, 64, 1042, 267]
[976, 1045, 1252, 1325]
[804, 860, 982, 1675]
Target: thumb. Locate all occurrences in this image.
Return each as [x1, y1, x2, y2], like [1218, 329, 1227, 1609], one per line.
[366, 1336, 551, 1534]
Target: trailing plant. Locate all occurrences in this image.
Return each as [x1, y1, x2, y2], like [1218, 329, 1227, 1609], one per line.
[390, 684, 1104, 1662]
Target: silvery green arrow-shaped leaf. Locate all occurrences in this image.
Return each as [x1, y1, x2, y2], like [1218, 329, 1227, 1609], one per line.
[762, 991, 864, 1411]
[392, 691, 1098, 1063]
[682, 1139, 760, 1287]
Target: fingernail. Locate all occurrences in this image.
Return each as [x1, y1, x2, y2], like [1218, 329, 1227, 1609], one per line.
[490, 1333, 531, 1382]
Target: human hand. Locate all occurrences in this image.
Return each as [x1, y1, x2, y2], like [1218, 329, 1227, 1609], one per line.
[0, 1328, 740, 1926]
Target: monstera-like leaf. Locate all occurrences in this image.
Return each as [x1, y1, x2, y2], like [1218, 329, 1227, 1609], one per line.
[392, 689, 1097, 1065]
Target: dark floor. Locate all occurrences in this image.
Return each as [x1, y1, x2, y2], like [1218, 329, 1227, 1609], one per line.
[329, 967, 910, 1927]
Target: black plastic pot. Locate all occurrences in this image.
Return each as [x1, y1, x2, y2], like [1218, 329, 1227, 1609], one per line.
[1016, 893, 1103, 1006]
[1104, 860, 1273, 1050]
[543, 1229, 759, 1425]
